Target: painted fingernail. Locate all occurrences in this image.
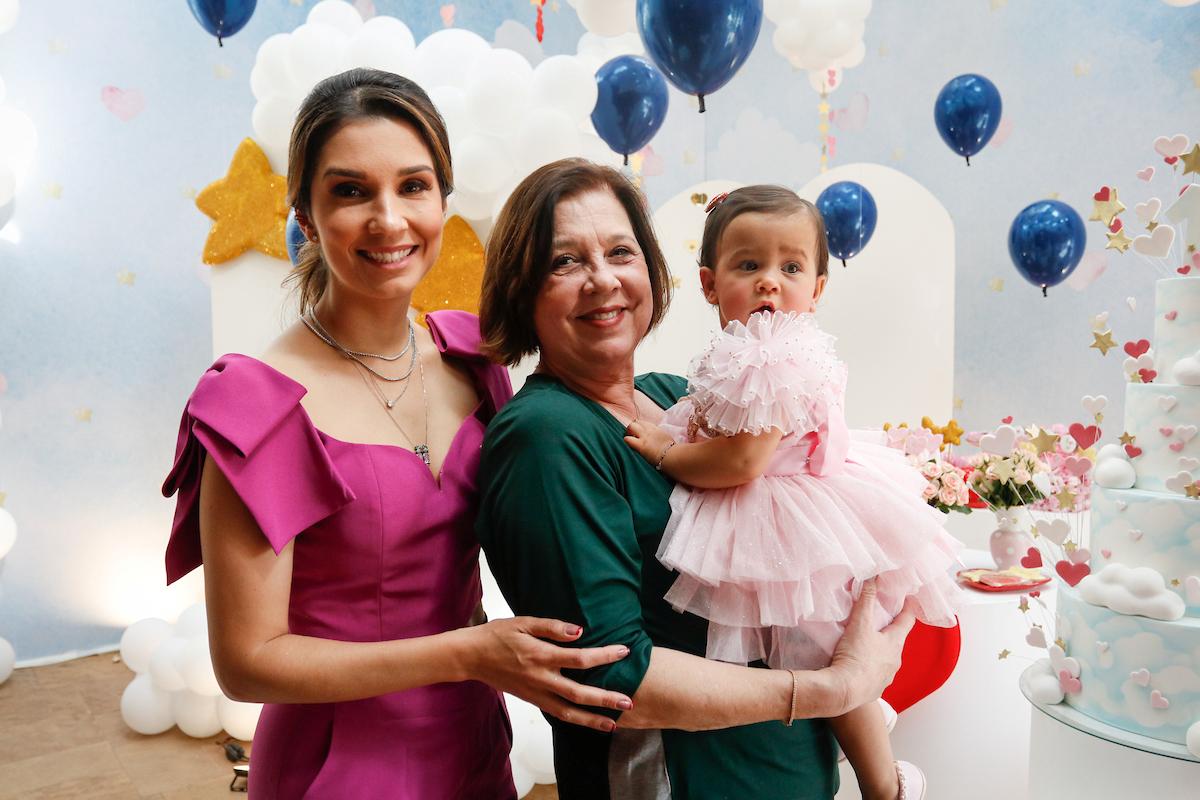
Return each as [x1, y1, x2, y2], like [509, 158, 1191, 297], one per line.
[567, 625, 582, 636]
[617, 646, 629, 656]
[617, 699, 633, 710]
[605, 720, 617, 732]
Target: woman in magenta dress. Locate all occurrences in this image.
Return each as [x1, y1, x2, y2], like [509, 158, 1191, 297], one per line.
[162, 68, 632, 799]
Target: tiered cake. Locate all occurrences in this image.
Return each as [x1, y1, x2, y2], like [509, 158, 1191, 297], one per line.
[1046, 277, 1200, 757]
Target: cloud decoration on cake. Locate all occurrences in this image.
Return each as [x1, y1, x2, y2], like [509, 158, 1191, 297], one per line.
[1094, 457, 1136, 489]
[1025, 658, 1066, 705]
[1172, 351, 1200, 386]
[1077, 564, 1185, 621]
[1188, 720, 1200, 759]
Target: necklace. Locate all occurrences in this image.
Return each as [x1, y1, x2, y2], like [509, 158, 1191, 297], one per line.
[349, 340, 432, 468]
[302, 312, 418, 386]
[306, 310, 414, 362]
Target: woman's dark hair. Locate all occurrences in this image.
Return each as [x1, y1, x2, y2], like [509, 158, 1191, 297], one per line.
[700, 185, 830, 278]
[284, 68, 453, 314]
[480, 158, 673, 366]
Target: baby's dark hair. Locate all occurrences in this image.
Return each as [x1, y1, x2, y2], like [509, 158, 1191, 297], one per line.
[699, 185, 830, 278]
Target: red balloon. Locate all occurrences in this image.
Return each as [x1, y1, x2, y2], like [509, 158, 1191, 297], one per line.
[882, 619, 962, 713]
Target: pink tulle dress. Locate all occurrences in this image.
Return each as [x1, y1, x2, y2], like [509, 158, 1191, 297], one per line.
[657, 310, 963, 670]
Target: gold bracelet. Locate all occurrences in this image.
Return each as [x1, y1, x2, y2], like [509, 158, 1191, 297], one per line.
[785, 669, 799, 726]
[653, 440, 676, 471]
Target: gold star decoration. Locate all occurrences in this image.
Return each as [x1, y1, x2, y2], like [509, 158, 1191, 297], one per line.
[932, 417, 964, 447]
[989, 277, 1005, 292]
[117, 270, 136, 286]
[411, 215, 483, 323]
[1056, 487, 1077, 510]
[998, 649, 1011, 660]
[1171, 578, 1181, 588]
[1090, 330, 1116, 355]
[1119, 432, 1136, 446]
[1106, 228, 1133, 252]
[993, 459, 1016, 483]
[74, 408, 93, 422]
[686, 240, 698, 253]
[195, 138, 288, 265]
[1019, 597, 1030, 613]
[1055, 638, 1067, 650]
[1147, 220, 1160, 233]
[1064, 541, 1078, 554]
[690, 192, 708, 206]
[1180, 144, 1200, 179]
[1186, 482, 1200, 499]
[1030, 427, 1061, 455]
[1090, 187, 1126, 227]
[1191, 244, 1197, 254]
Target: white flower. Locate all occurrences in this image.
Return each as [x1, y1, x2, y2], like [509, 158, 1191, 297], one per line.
[1015, 469, 1031, 484]
[921, 461, 941, 479]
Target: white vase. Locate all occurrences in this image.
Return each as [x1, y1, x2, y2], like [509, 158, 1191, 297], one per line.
[989, 510, 1033, 570]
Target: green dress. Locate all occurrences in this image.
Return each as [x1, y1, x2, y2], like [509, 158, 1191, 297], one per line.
[477, 373, 838, 800]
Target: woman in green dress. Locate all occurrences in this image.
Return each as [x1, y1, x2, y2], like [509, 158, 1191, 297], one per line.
[475, 159, 916, 799]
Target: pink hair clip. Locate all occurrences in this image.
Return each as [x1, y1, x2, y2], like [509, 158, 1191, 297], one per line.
[704, 192, 730, 213]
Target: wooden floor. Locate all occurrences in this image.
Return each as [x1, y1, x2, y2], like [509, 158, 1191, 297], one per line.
[0, 653, 557, 799]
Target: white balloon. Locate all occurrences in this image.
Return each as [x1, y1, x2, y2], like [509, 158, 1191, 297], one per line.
[172, 690, 223, 738]
[0, 505, 16, 560]
[510, 758, 536, 798]
[456, 136, 512, 195]
[174, 602, 209, 639]
[1162, 0, 1200, 6]
[251, 33, 299, 101]
[464, 49, 534, 135]
[0, 74, 7, 104]
[532, 55, 598, 120]
[567, 0, 636, 37]
[180, 637, 222, 696]
[251, 94, 301, 170]
[0, 636, 13, 684]
[413, 29, 490, 90]
[428, 86, 471, 146]
[119, 617, 173, 674]
[148, 636, 189, 692]
[0, 0, 18, 36]
[513, 109, 581, 171]
[307, 0, 364, 36]
[0, 107, 38, 186]
[450, 187, 499, 221]
[120, 674, 175, 735]
[287, 23, 350, 91]
[505, 696, 555, 784]
[217, 694, 264, 741]
[351, 16, 417, 77]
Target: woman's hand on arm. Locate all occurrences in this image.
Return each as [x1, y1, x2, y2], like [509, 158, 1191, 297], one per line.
[624, 420, 783, 489]
[199, 454, 631, 731]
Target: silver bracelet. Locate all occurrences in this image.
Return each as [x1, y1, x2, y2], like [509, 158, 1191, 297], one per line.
[653, 441, 676, 471]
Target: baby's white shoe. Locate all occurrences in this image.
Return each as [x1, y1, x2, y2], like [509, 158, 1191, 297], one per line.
[836, 698, 899, 762]
[895, 760, 925, 800]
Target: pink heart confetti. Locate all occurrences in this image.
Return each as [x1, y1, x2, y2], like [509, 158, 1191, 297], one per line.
[1137, 166, 1155, 181]
[100, 86, 145, 121]
[1161, 427, 1175, 437]
[1130, 529, 1144, 541]
[1064, 456, 1092, 477]
[1069, 548, 1091, 565]
[439, 4, 456, 27]
[1130, 668, 1150, 686]
[1059, 670, 1082, 695]
[1170, 441, 1185, 452]
[1166, 156, 1179, 165]
[1138, 368, 1157, 384]
[1026, 627, 1047, 648]
[1109, 218, 1123, 233]
[1154, 134, 1190, 158]
[1069, 423, 1100, 450]
[1151, 690, 1170, 710]
[1094, 186, 1111, 201]
[1165, 310, 1178, 321]
[1124, 339, 1151, 358]
[1101, 549, 1112, 558]
[1002, 415, 1014, 424]
[1180, 266, 1193, 276]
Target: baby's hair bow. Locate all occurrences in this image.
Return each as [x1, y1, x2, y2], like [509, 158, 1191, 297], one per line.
[704, 192, 730, 213]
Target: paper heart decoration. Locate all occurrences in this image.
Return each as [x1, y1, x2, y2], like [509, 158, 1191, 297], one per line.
[439, 4, 455, 26]
[1125, 444, 1143, 458]
[1179, 266, 1193, 276]
[101, 86, 146, 122]
[1151, 690, 1170, 710]
[1185, 576, 1200, 606]
[830, 92, 869, 133]
[1101, 549, 1112, 558]
[1124, 339, 1151, 359]
[1127, 296, 1137, 311]
[1170, 441, 1185, 452]
[1038, 519, 1071, 545]
[1081, 395, 1108, 416]
[1114, 500, 1127, 510]
[1137, 166, 1155, 181]
[1029, 590, 1041, 598]
[1094, 186, 1111, 201]
[1130, 668, 1151, 686]
[1123, 353, 1155, 376]
[1060, 434, 1078, 453]
[1132, 224, 1175, 258]
[1097, 641, 1109, 653]
[1129, 528, 1144, 541]
[1056, 560, 1091, 586]
[1138, 368, 1158, 384]
[1165, 471, 1195, 494]
[1058, 670, 1082, 695]
[1153, 134, 1190, 158]
[1178, 425, 1197, 442]
[1001, 415, 1014, 424]
[1048, 644, 1080, 677]
[1064, 456, 1092, 478]
[1091, 312, 1109, 330]
[1069, 548, 1091, 565]
[1164, 156, 1178, 165]
[981, 425, 1018, 456]
[1135, 198, 1162, 224]
[1159, 395, 1178, 412]
[1161, 427, 1175, 437]
[1109, 218, 1123, 233]
[1025, 627, 1047, 648]
[1179, 457, 1200, 471]
[1020, 547, 1043, 569]
[1032, 471, 1054, 495]
[1165, 310, 1178, 321]
[1174, 354, 1200, 386]
[1068, 423, 1101, 450]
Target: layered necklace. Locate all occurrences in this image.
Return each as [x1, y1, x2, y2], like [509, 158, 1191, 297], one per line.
[301, 310, 431, 468]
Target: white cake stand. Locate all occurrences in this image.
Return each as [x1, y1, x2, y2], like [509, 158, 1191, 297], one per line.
[1020, 667, 1200, 799]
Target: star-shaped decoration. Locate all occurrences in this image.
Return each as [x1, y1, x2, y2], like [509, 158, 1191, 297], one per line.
[1030, 427, 1061, 455]
[1190, 244, 1197, 254]
[940, 419, 964, 446]
[998, 649, 1011, 660]
[74, 408, 93, 422]
[1073, 60, 1091, 78]
[1046, 191, 1061, 200]
[1056, 487, 1077, 510]
[1090, 330, 1116, 355]
[993, 458, 1016, 483]
[117, 270, 136, 286]
[44, 182, 63, 199]
[1064, 541, 1078, 554]
[989, 277, 1005, 292]
[1147, 220, 1160, 232]
[1171, 578, 1181, 588]
[1106, 228, 1133, 252]
[670, 275, 683, 289]
[1055, 638, 1067, 650]
[1180, 144, 1200, 178]
[818, 100, 831, 114]
[685, 240, 698, 253]
[1090, 187, 1126, 227]
[954, 396, 964, 410]
[1119, 431, 1136, 446]
[1186, 481, 1200, 499]
[1018, 597, 1030, 613]
[195, 138, 288, 265]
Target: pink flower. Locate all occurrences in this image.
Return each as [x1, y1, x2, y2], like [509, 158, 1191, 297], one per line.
[943, 471, 964, 490]
[923, 483, 939, 501]
[921, 461, 941, 479]
[939, 485, 959, 506]
[1015, 469, 1031, 484]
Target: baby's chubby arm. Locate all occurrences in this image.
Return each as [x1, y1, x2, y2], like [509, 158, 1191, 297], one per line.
[624, 421, 783, 489]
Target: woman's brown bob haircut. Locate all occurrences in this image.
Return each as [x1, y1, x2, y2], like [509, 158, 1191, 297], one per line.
[700, 185, 830, 279]
[480, 158, 673, 366]
[283, 67, 453, 314]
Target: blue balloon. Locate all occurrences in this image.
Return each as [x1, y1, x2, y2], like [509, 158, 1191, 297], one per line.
[934, 73, 1002, 165]
[286, 209, 307, 266]
[187, 0, 257, 46]
[591, 55, 670, 164]
[816, 182, 877, 266]
[636, 0, 763, 113]
[1008, 200, 1086, 296]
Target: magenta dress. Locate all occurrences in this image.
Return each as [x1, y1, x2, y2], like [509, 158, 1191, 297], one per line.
[163, 311, 517, 799]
